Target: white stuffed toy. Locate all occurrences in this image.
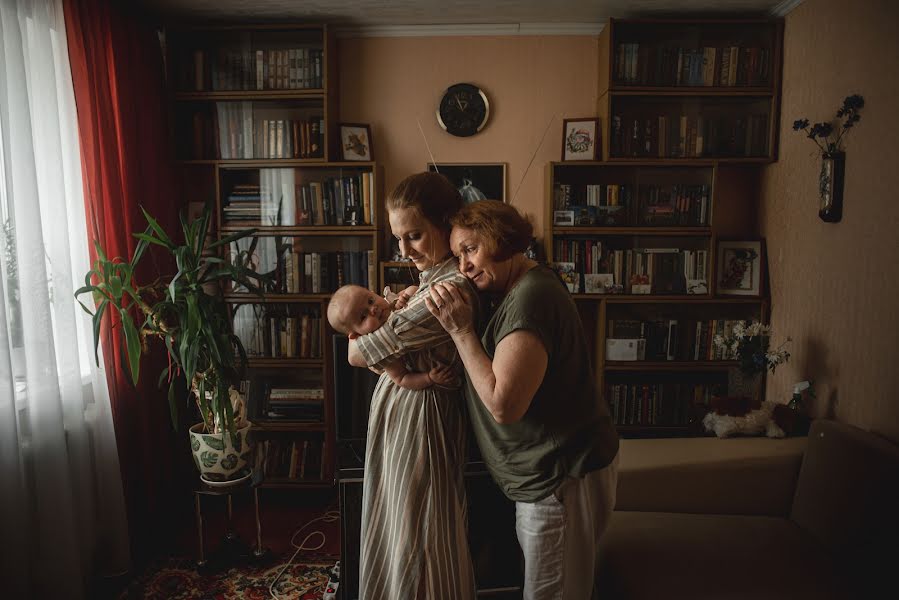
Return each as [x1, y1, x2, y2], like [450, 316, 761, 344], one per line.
[703, 401, 786, 438]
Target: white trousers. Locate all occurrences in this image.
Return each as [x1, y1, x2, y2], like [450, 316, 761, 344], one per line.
[515, 453, 620, 600]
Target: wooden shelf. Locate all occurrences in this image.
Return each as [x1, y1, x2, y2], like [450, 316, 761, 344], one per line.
[260, 479, 333, 489]
[247, 358, 323, 368]
[225, 293, 330, 302]
[610, 86, 774, 96]
[605, 156, 772, 164]
[382, 261, 418, 268]
[601, 296, 765, 304]
[605, 360, 737, 371]
[220, 226, 376, 236]
[553, 227, 712, 236]
[218, 160, 376, 168]
[175, 90, 324, 101]
[251, 421, 327, 432]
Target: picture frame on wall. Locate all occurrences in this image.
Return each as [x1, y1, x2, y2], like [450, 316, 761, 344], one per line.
[562, 117, 600, 161]
[716, 239, 766, 296]
[339, 123, 373, 161]
[426, 163, 506, 203]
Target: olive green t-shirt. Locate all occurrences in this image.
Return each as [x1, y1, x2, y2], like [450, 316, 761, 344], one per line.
[464, 265, 619, 502]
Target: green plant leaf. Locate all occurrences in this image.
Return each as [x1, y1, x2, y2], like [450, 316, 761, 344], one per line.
[133, 232, 173, 249]
[139, 206, 175, 249]
[194, 205, 211, 258]
[91, 301, 107, 366]
[93, 239, 108, 263]
[118, 307, 142, 384]
[130, 227, 152, 269]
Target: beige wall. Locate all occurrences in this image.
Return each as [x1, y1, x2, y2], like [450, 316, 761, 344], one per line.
[339, 7, 899, 442]
[337, 35, 599, 230]
[761, 0, 899, 441]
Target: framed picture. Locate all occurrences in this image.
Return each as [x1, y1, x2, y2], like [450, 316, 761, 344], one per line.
[427, 163, 506, 203]
[716, 239, 765, 296]
[553, 210, 575, 226]
[562, 117, 600, 161]
[584, 273, 614, 294]
[340, 123, 373, 161]
[550, 262, 579, 293]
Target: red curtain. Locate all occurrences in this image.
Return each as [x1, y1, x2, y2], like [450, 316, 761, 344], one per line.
[63, 0, 193, 560]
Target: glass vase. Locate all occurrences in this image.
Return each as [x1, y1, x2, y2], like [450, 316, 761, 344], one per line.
[818, 151, 845, 222]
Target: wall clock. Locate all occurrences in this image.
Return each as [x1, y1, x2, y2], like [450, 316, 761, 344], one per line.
[436, 83, 489, 137]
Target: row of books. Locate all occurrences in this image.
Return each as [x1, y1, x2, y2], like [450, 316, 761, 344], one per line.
[551, 245, 708, 294]
[607, 382, 719, 426]
[185, 46, 324, 92]
[253, 438, 325, 480]
[608, 317, 742, 362]
[610, 113, 770, 158]
[553, 183, 710, 227]
[217, 103, 324, 159]
[265, 386, 324, 421]
[233, 306, 323, 359]
[614, 44, 772, 87]
[297, 173, 375, 226]
[222, 173, 375, 227]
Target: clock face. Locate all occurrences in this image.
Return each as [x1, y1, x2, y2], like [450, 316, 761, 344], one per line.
[437, 83, 489, 137]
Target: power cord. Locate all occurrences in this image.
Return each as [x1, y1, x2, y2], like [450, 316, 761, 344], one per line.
[268, 508, 340, 600]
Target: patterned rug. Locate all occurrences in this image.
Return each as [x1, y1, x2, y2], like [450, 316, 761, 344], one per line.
[118, 556, 338, 600]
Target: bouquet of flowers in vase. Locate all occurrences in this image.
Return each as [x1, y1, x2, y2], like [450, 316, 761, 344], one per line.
[713, 320, 791, 376]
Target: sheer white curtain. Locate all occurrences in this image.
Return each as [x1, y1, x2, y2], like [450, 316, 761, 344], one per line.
[0, 0, 130, 597]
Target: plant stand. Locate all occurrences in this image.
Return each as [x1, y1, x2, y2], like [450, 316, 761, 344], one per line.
[194, 469, 269, 571]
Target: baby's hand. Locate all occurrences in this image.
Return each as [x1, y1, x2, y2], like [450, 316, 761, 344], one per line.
[394, 285, 418, 310]
[428, 362, 455, 386]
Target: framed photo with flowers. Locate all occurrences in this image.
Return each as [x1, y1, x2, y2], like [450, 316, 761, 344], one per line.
[715, 239, 765, 297]
[562, 118, 600, 161]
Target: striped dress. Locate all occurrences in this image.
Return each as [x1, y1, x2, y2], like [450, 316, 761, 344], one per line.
[354, 257, 476, 600]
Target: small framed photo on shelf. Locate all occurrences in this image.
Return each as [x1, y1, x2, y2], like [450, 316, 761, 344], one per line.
[716, 239, 765, 296]
[553, 210, 575, 226]
[562, 117, 600, 161]
[550, 262, 579, 293]
[584, 273, 615, 294]
[427, 163, 506, 203]
[340, 123, 373, 161]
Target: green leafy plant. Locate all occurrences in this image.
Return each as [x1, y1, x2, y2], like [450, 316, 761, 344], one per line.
[792, 94, 865, 154]
[75, 204, 270, 436]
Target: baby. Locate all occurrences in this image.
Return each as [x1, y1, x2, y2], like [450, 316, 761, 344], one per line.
[327, 284, 454, 390]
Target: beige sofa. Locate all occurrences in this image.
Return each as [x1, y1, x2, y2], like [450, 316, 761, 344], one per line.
[597, 419, 899, 599]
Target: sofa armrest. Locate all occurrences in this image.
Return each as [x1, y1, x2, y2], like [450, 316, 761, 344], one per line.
[616, 435, 807, 516]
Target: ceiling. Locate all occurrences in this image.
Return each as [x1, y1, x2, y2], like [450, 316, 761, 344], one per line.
[138, 0, 799, 30]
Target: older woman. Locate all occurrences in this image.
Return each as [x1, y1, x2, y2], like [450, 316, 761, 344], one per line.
[347, 172, 476, 599]
[427, 200, 620, 600]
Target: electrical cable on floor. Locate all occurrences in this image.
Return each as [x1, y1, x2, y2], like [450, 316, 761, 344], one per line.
[269, 508, 340, 600]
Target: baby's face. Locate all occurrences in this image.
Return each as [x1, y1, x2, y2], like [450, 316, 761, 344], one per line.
[347, 289, 391, 336]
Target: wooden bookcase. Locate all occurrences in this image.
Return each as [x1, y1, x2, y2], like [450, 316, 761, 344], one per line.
[597, 18, 783, 163]
[545, 161, 769, 437]
[167, 24, 381, 487]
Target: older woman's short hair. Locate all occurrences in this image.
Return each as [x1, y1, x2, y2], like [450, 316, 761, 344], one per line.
[451, 201, 533, 261]
[386, 172, 463, 233]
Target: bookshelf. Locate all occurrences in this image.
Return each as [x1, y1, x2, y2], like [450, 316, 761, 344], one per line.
[220, 162, 380, 487]
[598, 18, 783, 162]
[545, 160, 769, 437]
[168, 24, 376, 488]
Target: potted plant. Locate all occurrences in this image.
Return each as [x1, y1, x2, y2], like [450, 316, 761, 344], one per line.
[75, 204, 270, 484]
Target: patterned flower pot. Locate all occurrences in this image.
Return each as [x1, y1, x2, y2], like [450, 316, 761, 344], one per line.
[188, 421, 254, 484]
